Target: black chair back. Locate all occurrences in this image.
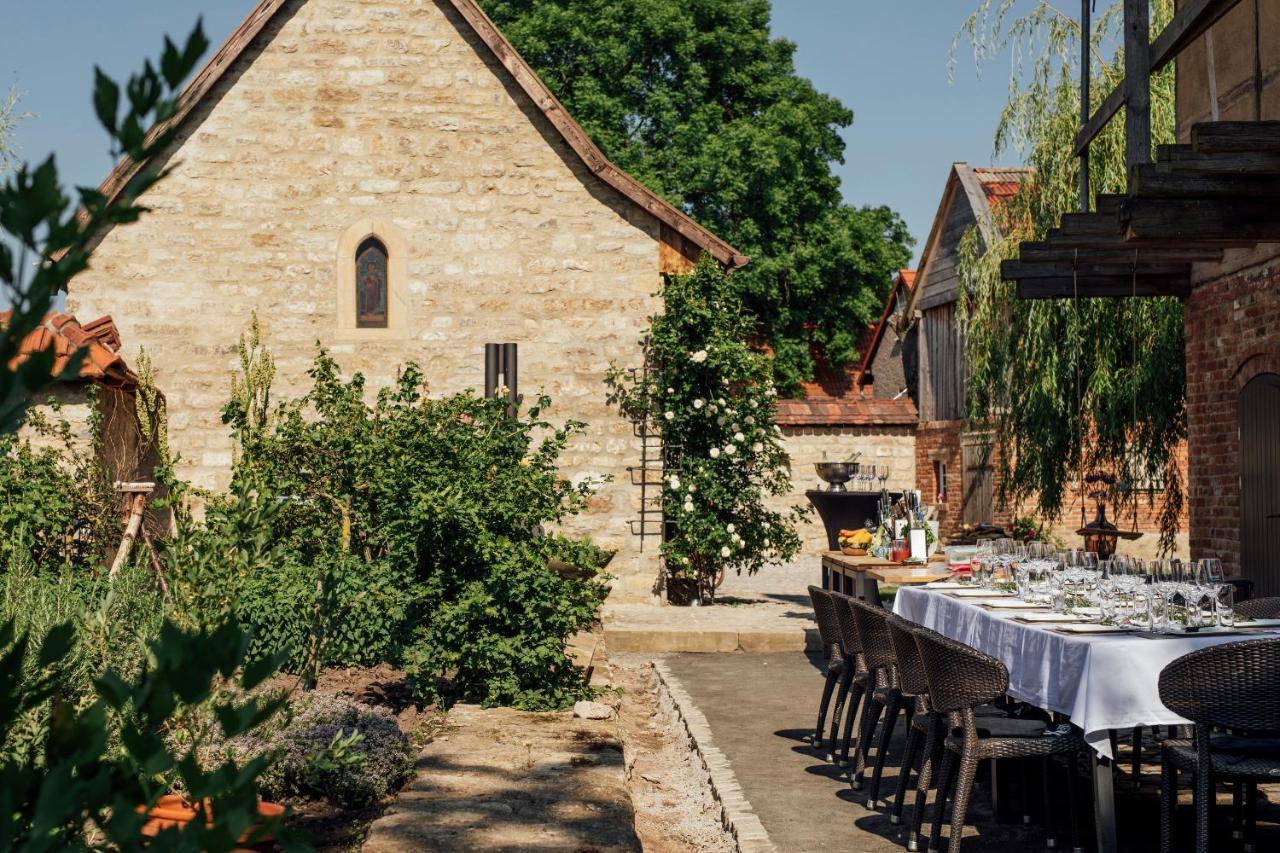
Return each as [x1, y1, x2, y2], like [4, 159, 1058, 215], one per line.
[1236, 596, 1280, 619]
[830, 591, 864, 657]
[1158, 638, 1280, 733]
[885, 612, 929, 696]
[849, 596, 895, 672]
[808, 586, 842, 658]
[913, 625, 1008, 714]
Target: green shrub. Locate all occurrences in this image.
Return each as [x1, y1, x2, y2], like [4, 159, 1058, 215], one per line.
[215, 342, 610, 709]
[609, 259, 807, 600]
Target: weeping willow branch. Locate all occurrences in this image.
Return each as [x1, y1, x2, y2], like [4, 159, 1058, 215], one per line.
[956, 0, 1185, 554]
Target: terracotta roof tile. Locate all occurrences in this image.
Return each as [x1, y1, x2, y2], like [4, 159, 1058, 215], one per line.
[775, 396, 918, 427]
[2, 310, 137, 389]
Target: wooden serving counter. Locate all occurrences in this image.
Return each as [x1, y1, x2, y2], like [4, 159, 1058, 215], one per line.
[820, 551, 953, 600]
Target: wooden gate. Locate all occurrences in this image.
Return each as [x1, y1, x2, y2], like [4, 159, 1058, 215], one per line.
[962, 436, 994, 527]
[1240, 372, 1280, 595]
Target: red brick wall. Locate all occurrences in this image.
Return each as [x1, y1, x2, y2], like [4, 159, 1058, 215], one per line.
[915, 420, 965, 538]
[1184, 260, 1280, 577]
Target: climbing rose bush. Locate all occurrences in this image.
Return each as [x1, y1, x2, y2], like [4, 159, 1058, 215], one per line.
[611, 259, 805, 600]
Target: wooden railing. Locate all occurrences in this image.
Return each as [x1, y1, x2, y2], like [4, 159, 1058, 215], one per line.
[1073, 0, 1245, 210]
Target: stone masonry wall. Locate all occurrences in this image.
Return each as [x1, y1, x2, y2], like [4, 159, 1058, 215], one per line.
[66, 0, 664, 600]
[776, 425, 916, 555]
[1184, 253, 1280, 578]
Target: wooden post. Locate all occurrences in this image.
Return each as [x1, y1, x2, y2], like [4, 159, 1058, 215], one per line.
[108, 482, 155, 580]
[1080, 0, 1092, 211]
[1124, 0, 1152, 178]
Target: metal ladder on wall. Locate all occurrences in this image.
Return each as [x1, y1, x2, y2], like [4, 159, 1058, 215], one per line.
[623, 366, 677, 553]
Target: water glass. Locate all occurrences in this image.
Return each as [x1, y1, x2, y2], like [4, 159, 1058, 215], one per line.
[1216, 583, 1235, 628]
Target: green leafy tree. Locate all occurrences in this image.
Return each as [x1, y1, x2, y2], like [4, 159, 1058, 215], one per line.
[610, 259, 806, 602]
[478, 0, 913, 393]
[955, 0, 1184, 549]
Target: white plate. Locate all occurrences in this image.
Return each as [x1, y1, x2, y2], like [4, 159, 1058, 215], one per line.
[1010, 612, 1086, 623]
[946, 588, 1014, 598]
[924, 582, 971, 590]
[977, 599, 1049, 609]
[1053, 624, 1135, 634]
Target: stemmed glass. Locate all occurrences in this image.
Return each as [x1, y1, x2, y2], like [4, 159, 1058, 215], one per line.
[1198, 558, 1231, 627]
[878, 464, 892, 491]
[860, 464, 877, 491]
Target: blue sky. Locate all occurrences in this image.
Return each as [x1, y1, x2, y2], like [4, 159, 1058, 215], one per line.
[0, 1, 1024, 267]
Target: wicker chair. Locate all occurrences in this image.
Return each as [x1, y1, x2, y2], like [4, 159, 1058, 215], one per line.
[807, 586, 846, 751]
[1235, 596, 1280, 619]
[1157, 638, 1280, 853]
[828, 591, 871, 766]
[914, 626, 1085, 853]
[846, 596, 914, 801]
[884, 612, 945, 851]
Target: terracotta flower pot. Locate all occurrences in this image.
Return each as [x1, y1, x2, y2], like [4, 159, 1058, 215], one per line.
[137, 795, 285, 842]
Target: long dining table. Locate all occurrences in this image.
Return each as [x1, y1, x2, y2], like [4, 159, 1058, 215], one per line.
[893, 584, 1280, 853]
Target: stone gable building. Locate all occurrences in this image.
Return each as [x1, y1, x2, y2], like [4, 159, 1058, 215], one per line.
[66, 0, 746, 602]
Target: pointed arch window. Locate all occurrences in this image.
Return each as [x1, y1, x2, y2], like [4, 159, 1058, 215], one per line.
[355, 236, 389, 328]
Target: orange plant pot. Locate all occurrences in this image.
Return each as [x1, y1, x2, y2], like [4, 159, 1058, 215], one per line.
[138, 795, 285, 843]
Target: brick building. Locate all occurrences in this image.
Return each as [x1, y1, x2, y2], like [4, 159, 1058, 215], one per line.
[1002, 2, 1280, 590]
[64, 0, 746, 603]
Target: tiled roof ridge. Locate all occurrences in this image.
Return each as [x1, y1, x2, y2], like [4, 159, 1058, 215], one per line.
[2, 310, 137, 389]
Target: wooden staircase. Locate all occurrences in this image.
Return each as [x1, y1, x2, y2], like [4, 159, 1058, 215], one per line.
[1006, 121, 1280, 299]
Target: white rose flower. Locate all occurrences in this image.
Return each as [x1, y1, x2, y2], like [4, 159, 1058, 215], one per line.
[724, 444, 737, 456]
[726, 523, 736, 533]
[681, 556, 690, 565]
[693, 398, 705, 409]
[749, 399, 758, 408]
[709, 447, 721, 459]
[717, 398, 726, 406]
[752, 442, 763, 453]
[664, 411, 674, 421]
[734, 431, 745, 442]
[683, 501, 694, 512]
[668, 475, 681, 488]
[666, 387, 675, 394]
[745, 415, 755, 425]
[716, 415, 726, 426]
[720, 546, 731, 558]
[691, 350, 708, 363]
[708, 404, 718, 414]
[688, 483, 697, 493]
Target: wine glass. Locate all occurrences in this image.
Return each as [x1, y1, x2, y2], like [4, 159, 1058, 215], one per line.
[878, 464, 892, 491]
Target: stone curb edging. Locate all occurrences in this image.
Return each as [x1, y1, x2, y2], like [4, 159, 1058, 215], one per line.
[652, 661, 777, 853]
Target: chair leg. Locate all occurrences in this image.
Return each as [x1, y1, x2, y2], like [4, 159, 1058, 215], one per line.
[1041, 757, 1057, 848]
[1194, 767, 1212, 853]
[814, 665, 838, 747]
[1132, 726, 1144, 789]
[1231, 781, 1243, 841]
[909, 716, 942, 853]
[1065, 752, 1083, 853]
[946, 745, 979, 853]
[869, 691, 905, 806]
[892, 720, 923, 825]
[929, 747, 958, 853]
[838, 677, 867, 767]
[851, 693, 883, 790]
[1243, 781, 1258, 853]
[1159, 753, 1176, 853]
[826, 662, 853, 761]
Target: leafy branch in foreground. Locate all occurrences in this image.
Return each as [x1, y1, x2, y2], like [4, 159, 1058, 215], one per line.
[0, 22, 208, 435]
[954, 0, 1184, 551]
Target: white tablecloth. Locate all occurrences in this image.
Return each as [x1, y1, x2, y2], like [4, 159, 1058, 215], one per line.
[893, 586, 1275, 758]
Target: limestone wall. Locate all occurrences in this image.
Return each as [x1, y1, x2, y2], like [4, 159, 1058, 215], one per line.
[774, 425, 917, 555]
[66, 0, 662, 599]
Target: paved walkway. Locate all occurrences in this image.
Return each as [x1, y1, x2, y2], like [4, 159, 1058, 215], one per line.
[659, 651, 1280, 853]
[604, 559, 823, 654]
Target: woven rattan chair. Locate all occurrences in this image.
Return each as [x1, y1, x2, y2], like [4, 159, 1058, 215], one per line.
[915, 626, 1085, 853]
[1157, 638, 1280, 853]
[829, 591, 871, 765]
[884, 612, 945, 851]
[1235, 596, 1280, 619]
[846, 596, 914, 800]
[807, 586, 846, 751]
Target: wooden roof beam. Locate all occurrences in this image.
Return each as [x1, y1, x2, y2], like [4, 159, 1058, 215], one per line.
[1190, 121, 1280, 155]
[1002, 259, 1191, 280]
[1121, 197, 1280, 242]
[1017, 242, 1224, 264]
[1131, 164, 1280, 197]
[1016, 275, 1191, 300]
